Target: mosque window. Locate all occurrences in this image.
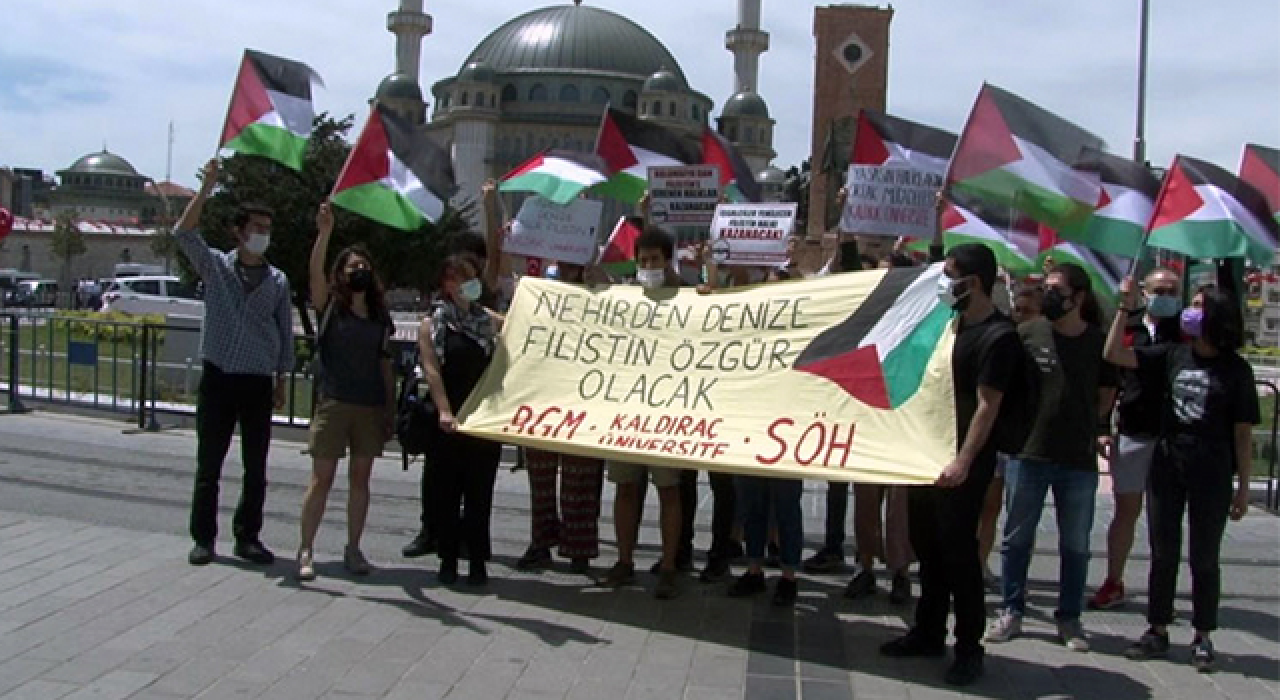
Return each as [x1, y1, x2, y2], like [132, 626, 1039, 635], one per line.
[640, 102, 648, 116]
[460, 92, 469, 106]
[514, 137, 522, 155]
[591, 87, 610, 104]
[623, 90, 638, 109]
[728, 125, 739, 141]
[501, 84, 518, 103]
[120, 248, 131, 263]
[669, 102, 677, 117]
[560, 85, 580, 102]
[441, 93, 451, 108]
[691, 105, 700, 121]
[745, 126, 755, 144]
[530, 84, 548, 102]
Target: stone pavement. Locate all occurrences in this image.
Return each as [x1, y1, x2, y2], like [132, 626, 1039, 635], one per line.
[0, 411, 1277, 699]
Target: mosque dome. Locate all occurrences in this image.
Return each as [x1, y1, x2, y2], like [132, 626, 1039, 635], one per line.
[757, 165, 786, 185]
[376, 72, 424, 101]
[458, 61, 497, 83]
[722, 91, 770, 119]
[642, 70, 683, 93]
[67, 150, 138, 176]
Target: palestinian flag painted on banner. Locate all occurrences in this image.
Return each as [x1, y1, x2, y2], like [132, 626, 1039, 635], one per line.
[599, 216, 644, 276]
[948, 84, 1104, 231]
[219, 50, 322, 171]
[937, 198, 1039, 274]
[331, 104, 456, 231]
[795, 263, 953, 410]
[1146, 155, 1280, 266]
[499, 150, 610, 205]
[701, 127, 761, 203]
[852, 109, 957, 172]
[1240, 144, 1280, 225]
[592, 108, 699, 203]
[1059, 150, 1161, 257]
[1038, 226, 1127, 303]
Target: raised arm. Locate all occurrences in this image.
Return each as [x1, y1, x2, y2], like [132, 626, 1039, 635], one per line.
[1105, 276, 1140, 369]
[310, 201, 334, 313]
[174, 159, 220, 280]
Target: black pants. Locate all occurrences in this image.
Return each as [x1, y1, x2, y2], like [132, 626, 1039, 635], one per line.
[189, 362, 274, 546]
[825, 482, 850, 552]
[907, 456, 994, 658]
[418, 462, 437, 538]
[676, 471, 737, 560]
[1147, 437, 1234, 632]
[433, 432, 502, 563]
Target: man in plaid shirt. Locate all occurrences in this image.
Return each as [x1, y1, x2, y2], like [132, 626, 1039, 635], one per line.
[178, 159, 295, 567]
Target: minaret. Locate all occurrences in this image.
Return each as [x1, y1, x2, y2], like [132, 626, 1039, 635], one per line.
[387, 0, 432, 83]
[726, 0, 769, 94]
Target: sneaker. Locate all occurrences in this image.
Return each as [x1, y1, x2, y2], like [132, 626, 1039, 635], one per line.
[888, 572, 912, 605]
[596, 561, 635, 588]
[296, 549, 316, 581]
[569, 558, 591, 575]
[1057, 618, 1090, 652]
[879, 632, 946, 658]
[803, 548, 845, 574]
[699, 556, 731, 584]
[401, 531, 436, 558]
[843, 565, 876, 599]
[188, 543, 214, 566]
[1124, 628, 1170, 661]
[1191, 636, 1216, 673]
[984, 610, 1023, 643]
[728, 571, 767, 597]
[438, 559, 458, 585]
[944, 652, 985, 686]
[1087, 579, 1126, 610]
[655, 569, 680, 600]
[772, 577, 798, 607]
[343, 546, 372, 576]
[233, 540, 275, 565]
[467, 560, 488, 586]
[516, 546, 553, 571]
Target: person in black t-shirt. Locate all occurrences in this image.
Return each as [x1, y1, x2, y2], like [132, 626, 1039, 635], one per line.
[1106, 281, 1259, 672]
[880, 243, 1022, 688]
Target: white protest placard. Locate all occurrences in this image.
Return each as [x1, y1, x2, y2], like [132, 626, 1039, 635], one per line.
[710, 202, 796, 266]
[648, 165, 721, 227]
[840, 164, 943, 239]
[505, 196, 604, 266]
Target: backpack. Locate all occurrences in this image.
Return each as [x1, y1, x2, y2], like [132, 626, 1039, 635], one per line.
[394, 346, 439, 458]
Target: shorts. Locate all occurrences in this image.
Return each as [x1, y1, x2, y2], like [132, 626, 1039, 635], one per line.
[308, 397, 386, 459]
[607, 461, 683, 488]
[1110, 434, 1158, 495]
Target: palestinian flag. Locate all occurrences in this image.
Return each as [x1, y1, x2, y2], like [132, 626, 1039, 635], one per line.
[0, 207, 12, 242]
[1146, 155, 1280, 266]
[499, 150, 609, 205]
[1038, 226, 1127, 303]
[1240, 144, 1280, 225]
[1059, 150, 1161, 257]
[599, 216, 643, 276]
[219, 50, 322, 171]
[331, 104, 456, 231]
[948, 84, 1104, 230]
[795, 263, 953, 410]
[592, 108, 699, 203]
[852, 109, 957, 172]
[937, 198, 1039, 274]
[701, 128, 761, 203]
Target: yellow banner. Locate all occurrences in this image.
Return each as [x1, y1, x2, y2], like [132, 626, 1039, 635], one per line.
[458, 268, 957, 484]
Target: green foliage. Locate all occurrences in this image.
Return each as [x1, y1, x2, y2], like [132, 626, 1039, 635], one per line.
[54, 311, 167, 344]
[50, 210, 88, 261]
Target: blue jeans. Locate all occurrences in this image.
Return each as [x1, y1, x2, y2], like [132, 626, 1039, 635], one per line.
[736, 476, 803, 569]
[1001, 459, 1098, 621]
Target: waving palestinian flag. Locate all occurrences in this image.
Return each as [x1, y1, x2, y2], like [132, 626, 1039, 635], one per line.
[1146, 155, 1280, 266]
[948, 84, 1103, 231]
[1059, 150, 1161, 257]
[599, 216, 644, 276]
[219, 50, 322, 171]
[592, 108, 699, 203]
[795, 264, 952, 410]
[500, 150, 610, 205]
[1240, 144, 1280, 225]
[1038, 225, 1127, 303]
[853, 109, 957, 172]
[701, 128, 761, 203]
[939, 198, 1039, 274]
[331, 104, 456, 230]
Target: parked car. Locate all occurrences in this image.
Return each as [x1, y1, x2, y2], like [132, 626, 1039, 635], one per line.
[100, 276, 204, 317]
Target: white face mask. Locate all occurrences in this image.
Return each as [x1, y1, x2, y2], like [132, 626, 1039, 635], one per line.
[636, 268, 665, 289]
[244, 233, 271, 256]
[460, 278, 483, 302]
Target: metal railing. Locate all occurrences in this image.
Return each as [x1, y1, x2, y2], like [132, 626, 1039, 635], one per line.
[1256, 379, 1279, 513]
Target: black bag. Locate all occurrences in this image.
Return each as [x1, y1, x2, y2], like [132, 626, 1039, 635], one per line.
[395, 348, 438, 457]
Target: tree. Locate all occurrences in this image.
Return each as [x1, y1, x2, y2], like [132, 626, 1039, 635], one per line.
[50, 210, 86, 306]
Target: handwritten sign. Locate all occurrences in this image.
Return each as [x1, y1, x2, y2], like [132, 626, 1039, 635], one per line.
[648, 165, 721, 227]
[841, 165, 943, 239]
[458, 269, 958, 484]
[710, 203, 797, 266]
[505, 196, 604, 266]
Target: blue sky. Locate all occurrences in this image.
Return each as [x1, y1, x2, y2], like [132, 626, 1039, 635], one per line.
[2, 0, 1277, 188]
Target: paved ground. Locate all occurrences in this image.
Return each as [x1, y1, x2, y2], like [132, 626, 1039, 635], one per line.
[0, 410, 1276, 700]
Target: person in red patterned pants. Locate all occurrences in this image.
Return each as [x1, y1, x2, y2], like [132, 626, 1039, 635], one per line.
[518, 448, 605, 574]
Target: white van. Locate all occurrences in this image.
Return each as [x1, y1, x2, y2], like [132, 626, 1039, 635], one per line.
[100, 276, 204, 317]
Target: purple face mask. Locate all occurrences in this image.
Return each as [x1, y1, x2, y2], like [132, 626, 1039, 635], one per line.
[1180, 307, 1204, 338]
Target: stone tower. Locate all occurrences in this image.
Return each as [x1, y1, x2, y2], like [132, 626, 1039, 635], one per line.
[387, 0, 432, 82]
[719, 0, 776, 173]
[726, 0, 769, 94]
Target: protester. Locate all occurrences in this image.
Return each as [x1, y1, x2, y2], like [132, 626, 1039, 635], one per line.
[295, 201, 395, 581]
[1088, 267, 1183, 610]
[597, 227, 689, 599]
[880, 242, 1023, 687]
[177, 158, 293, 567]
[1106, 281, 1258, 672]
[419, 254, 504, 585]
[986, 263, 1118, 652]
[517, 261, 606, 576]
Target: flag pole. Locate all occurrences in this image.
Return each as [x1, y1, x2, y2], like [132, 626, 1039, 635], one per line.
[1133, 0, 1151, 164]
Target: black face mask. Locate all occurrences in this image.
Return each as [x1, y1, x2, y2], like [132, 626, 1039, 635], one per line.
[950, 279, 973, 312]
[348, 268, 374, 293]
[1042, 288, 1072, 321]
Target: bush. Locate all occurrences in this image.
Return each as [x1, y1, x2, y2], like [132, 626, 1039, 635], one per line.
[53, 311, 167, 345]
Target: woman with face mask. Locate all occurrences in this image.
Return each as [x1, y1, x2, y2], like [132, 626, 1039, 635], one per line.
[297, 201, 397, 581]
[1105, 281, 1259, 672]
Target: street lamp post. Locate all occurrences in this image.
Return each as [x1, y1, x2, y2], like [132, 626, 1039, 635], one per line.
[1134, 0, 1150, 164]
